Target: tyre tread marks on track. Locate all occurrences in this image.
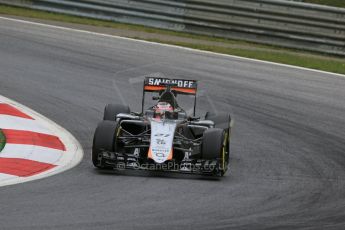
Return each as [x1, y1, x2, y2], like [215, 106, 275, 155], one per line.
[0, 102, 65, 178]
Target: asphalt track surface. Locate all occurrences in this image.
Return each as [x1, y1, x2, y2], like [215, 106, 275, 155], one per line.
[1, 18, 345, 230]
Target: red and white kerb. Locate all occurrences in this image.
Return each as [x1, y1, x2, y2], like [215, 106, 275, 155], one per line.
[0, 102, 66, 179]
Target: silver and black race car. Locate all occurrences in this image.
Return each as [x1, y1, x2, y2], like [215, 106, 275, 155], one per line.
[92, 77, 233, 176]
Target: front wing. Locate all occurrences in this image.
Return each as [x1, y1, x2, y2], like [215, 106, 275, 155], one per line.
[97, 151, 224, 176]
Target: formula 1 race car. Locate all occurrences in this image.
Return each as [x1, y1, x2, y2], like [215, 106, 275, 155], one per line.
[92, 77, 233, 176]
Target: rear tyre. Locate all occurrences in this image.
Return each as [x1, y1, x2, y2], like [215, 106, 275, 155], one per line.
[103, 104, 130, 121]
[92, 121, 118, 168]
[205, 111, 231, 130]
[205, 111, 232, 155]
[202, 128, 229, 176]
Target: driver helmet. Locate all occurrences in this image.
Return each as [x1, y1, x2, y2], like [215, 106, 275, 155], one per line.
[154, 102, 173, 118]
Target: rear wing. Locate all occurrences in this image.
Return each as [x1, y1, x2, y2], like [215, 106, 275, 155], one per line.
[143, 77, 197, 95]
[142, 77, 198, 115]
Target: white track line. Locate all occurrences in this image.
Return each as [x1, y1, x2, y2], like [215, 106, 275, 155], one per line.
[0, 16, 344, 78]
[0, 115, 53, 134]
[0, 95, 83, 187]
[0, 173, 17, 182]
[0, 144, 63, 165]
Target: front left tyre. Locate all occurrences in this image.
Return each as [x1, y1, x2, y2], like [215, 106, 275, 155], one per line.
[202, 128, 229, 176]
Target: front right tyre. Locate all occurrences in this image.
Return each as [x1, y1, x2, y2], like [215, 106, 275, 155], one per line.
[92, 120, 118, 168]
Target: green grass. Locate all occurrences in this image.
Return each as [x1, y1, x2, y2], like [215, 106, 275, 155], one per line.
[303, 0, 345, 7]
[0, 4, 248, 43]
[0, 4, 344, 75]
[0, 129, 5, 152]
[148, 40, 345, 74]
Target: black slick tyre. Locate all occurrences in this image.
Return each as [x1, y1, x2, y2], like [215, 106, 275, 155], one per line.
[103, 104, 130, 121]
[202, 128, 229, 176]
[205, 111, 231, 131]
[92, 120, 118, 168]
